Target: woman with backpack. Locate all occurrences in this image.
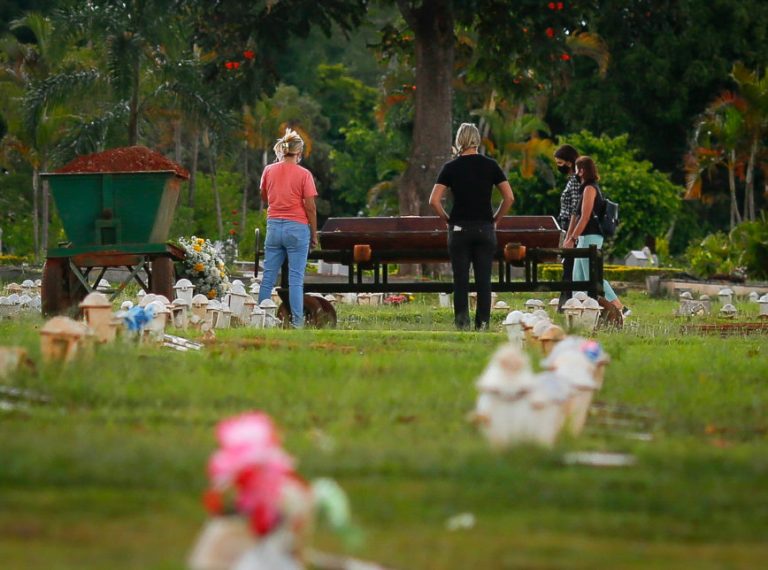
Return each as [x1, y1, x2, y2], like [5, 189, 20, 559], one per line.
[563, 155, 630, 319]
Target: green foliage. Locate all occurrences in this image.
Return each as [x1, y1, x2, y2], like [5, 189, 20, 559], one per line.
[685, 231, 738, 278]
[563, 131, 682, 255]
[686, 215, 768, 280]
[186, 0, 368, 107]
[731, 215, 768, 280]
[547, 0, 768, 174]
[505, 169, 561, 221]
[315, 64, 377, 137]
[330, 120, 407, 215]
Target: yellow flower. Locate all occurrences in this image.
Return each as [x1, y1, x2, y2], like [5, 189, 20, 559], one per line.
[207, 289, 217, 299]
[197, 238, 205, 244]
[219, 271, 225, 278]
[194, 262, 205, 272]
[193, 245, 202, 252]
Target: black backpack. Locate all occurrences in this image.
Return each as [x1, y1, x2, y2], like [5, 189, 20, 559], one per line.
[593, 187, 619, 237]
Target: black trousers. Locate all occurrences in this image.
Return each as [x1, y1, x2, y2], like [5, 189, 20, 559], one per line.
[448, 222, 497, 330]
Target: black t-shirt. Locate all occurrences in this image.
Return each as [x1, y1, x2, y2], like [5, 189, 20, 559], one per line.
[435, 154, 507, 224]
[575, 181, 605, 236]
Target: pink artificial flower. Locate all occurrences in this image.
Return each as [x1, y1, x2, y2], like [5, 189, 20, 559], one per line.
[216, 412, 280, 450]
[208, 444, 294, 488]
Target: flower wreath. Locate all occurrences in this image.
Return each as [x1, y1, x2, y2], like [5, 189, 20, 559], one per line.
[177, 236, 230, 299]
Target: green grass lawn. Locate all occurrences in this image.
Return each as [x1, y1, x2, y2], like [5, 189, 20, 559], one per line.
[1, 291, 767, 569]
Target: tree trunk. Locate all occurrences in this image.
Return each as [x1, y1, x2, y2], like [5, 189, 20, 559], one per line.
[241, 144, 249, 231]
[32, 168, 40, 261]
[41, 163, 49, 255]
[174, 119, 183, 164]
[727, 152, 742, 229]
[208, 146, 223, 239]
[188, 131, 199, 208]
[128, 58, 140, 146]
[744, 137, 757, 221]
[396, 0, 455, 217]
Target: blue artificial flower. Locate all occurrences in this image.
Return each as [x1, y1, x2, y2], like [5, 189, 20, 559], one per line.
[122, 304, 156, 332]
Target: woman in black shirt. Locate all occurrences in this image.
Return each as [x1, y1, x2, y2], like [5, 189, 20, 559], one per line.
[429, 123, 515, 330]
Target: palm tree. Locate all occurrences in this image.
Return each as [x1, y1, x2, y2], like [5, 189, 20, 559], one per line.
[52, 0, 186, 146]
[478, 104, 554, 181]
[242, 98, 282, 216]
[686, 93, 745, 229]
[0, 13, 84, 259]
[730, 62, 768, 222]
[686, 64, 768, 227]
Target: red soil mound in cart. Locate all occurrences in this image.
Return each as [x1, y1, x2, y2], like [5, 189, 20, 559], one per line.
[54, 145, 189, 179]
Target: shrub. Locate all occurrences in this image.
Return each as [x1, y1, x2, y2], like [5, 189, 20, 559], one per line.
[538, 263, 685, 282]
[0, 254, 30, 266]
[685, 215, 768, 280]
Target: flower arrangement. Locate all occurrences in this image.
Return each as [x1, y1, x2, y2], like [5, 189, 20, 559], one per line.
[190, 412, 357, 569]
[177, 236, 230, 299]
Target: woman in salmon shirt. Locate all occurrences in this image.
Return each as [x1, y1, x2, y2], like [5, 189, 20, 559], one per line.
[257, 129, 318, 328]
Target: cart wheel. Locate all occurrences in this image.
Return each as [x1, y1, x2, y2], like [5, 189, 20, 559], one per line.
[42, 258, 69, 316]
[150, 257, 175, 300]
[277, 294, 337, 329]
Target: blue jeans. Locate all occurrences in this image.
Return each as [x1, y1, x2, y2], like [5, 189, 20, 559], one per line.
[573, 234, 618, 302]
[258, 219, 310, 328]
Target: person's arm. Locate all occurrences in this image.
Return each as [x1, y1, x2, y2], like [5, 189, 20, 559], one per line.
[493, 180, 514, 224]
[563, 214, 578, 247]
[429, 184, 450, 224]
[303, 196, 318, 249]
[569, 185, 597, 244]
[259, 168, 269, 206]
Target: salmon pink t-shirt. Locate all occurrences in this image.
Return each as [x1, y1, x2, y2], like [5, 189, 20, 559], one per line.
[260, 162, 318, 223]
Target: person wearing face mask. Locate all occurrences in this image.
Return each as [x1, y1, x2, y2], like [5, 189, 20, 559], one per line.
[553, 144, 581, 311]
[565, 155, 629, 319]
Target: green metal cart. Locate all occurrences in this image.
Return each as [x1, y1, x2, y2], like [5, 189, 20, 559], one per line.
[41, 170, 186, 316]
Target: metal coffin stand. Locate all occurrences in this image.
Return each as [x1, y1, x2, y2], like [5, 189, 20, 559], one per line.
[263, 216, 605, 326]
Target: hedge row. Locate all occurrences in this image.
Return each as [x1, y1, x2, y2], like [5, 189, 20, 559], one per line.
[537, 264, 685, 283]
[0, 255, 31, 266]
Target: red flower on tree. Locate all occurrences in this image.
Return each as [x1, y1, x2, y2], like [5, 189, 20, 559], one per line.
[561, 53, 571, 61]
[243, 50, 255, 60]
[545, 27, 555, 38]
[548, 1, 556, 9]
[557, 2, 564, 9]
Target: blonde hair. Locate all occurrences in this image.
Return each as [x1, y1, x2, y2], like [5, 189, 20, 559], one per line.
[273, 128, 304, 162]
[453, 122, 481, 156]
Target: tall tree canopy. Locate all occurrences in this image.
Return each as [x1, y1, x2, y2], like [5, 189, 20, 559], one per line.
[547, 0, 768, 174]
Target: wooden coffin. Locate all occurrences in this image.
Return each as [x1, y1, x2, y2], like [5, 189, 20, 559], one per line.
[318, 216, 562, 255]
